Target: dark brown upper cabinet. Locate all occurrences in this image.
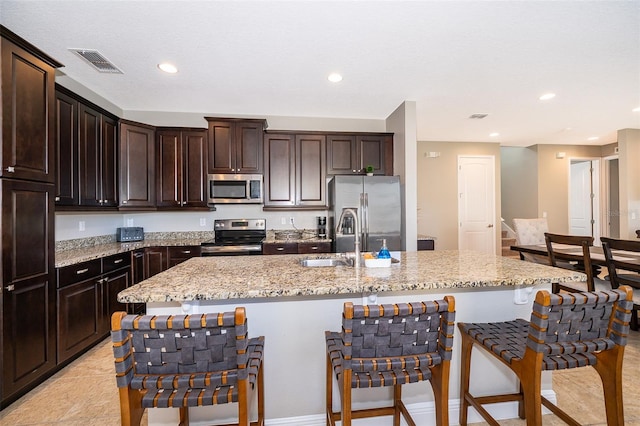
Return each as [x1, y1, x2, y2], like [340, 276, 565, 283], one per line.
[119, 120, 156, 209]
[156, 128, 208, 209]
[327, 133, 393, 176]
[263, 132, 327, 209]
[55, 89, 79, 205]
[1, 29, 61, 184]
[78, 104, 118, 207]
[205, 118, 266, 174]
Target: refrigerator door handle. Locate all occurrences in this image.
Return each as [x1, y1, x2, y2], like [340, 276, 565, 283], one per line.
[363, 192, 369, 251]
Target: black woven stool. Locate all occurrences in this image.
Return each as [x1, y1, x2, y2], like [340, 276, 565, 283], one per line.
[325, 297, 456, 426]
[458, 287, 633, 426]
[111, 308, 264, 426]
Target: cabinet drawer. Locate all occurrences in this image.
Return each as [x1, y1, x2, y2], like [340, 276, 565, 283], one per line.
[102, 252, 132, 273]
[57, 259, 101, 288]
[262, 242, 298, 255]
[167, 246, 201, 258]
[298, 242, 332, 254]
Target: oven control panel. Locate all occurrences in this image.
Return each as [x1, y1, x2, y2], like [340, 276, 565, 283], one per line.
[214, 219, 266, 230]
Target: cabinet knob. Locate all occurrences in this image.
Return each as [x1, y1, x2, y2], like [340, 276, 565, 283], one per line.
[5, 166, 15, 173]
[122, 200, 128, 204]
[231, 168, 236, 172]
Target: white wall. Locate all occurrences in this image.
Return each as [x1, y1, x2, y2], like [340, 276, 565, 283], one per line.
[386, 101, 418, 251]
[55, 207, 331, 241]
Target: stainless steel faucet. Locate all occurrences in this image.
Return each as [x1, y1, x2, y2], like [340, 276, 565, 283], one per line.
[336, 208, 361, 267]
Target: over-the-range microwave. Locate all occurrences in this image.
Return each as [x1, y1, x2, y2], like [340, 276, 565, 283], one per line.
[207, 174, 263, 204]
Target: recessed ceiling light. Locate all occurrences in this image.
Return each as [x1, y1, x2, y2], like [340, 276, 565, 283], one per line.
[327, 73, 343, 83]
[489, 132, 500, 137]
[539, 93, 556, 101]
[587, 136, 599, 141]
[158, 63, 178, 74]
[633, 106, 640, 112]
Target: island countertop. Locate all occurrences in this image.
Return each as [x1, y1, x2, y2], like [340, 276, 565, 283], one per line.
[117, 250, 585, 303]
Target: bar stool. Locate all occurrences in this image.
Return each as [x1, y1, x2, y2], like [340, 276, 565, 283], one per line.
[325, 297, 456, 426]
[111, 308, 265, 426]
[458, 286, 633, 426]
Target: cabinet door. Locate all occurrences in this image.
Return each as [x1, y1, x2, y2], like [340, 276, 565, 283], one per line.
[235, 121, 263, 173]
[156, 130, 182, 208]
[182, 130, 207, 207]
[101, 268, 130, 334]
[55, 90, 79, 205]
[167, 246, 201, 268]
[357, 134, 388, 176]
[130, 250, 146, 314]
[296, 134, 326, 207]
[0, 37, 56, 183]
[206, 120, 234, 173]
[327, 135, 357, 175]
[144, 247, 168, 279]
[263, 134, 295, 207]
[119, 121, 156, 208]
[100, 115, 118, 206]
[1, 180, 55, 402]
[78, 104, 101, 207]
[57, 279, 100, 363]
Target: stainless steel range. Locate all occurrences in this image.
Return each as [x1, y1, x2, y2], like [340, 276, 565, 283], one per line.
[200, 219, 266, 256]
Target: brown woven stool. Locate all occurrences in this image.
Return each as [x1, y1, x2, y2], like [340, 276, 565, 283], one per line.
[111, 308, 264, 426]
[458, 287, 633, 426]
[325, 297, 456, 426]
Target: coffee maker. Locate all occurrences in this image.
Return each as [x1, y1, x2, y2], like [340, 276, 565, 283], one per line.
[317, 216, 327, 239]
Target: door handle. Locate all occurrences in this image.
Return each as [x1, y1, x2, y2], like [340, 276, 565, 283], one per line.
[488, 224, 494, 228]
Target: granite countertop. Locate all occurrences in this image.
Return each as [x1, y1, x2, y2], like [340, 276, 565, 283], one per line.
[55, 236, 210, 268]
[117, 250, 586, 303]
[263, 229, 331, 244]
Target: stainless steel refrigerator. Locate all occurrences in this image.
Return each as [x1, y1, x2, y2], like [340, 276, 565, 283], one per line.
[329, 176, 402, 253]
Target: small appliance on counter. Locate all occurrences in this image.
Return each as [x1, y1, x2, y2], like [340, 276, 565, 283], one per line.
[317, 216, 327, 239]
[116, 226, 144, 242]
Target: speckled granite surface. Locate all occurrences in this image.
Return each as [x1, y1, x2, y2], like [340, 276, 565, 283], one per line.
[117, 250, 586, 303]
[55, 232, 214, 267]
[263, 229, 330, 243]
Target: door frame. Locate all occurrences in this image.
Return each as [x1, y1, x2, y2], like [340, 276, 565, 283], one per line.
[568, 156, 601, 244]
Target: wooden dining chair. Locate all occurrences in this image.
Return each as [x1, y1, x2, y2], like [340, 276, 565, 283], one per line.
[544, 233, 608, 294]
[325, 297, 456, 426]
[111, 308, 265, 426]
[601, 237, 640, 331]
[458, 286, 633, 426]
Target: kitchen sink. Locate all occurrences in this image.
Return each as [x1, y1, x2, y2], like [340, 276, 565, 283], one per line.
[300, 257, 349, 267]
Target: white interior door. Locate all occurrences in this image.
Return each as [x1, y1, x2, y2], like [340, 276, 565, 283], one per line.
[569, 160, 594, 237]
[458, 156, 496, 254]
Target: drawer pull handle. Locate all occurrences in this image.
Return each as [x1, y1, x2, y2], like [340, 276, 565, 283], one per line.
[182, 250, 191, 254]
[114, 259, 123, 264]
[5, 285, 15, 292]
[5, 166, 15, 173]
[276, 247, 284, 251]
[311, 246, 318, 250]
[76, 268, 89, 275]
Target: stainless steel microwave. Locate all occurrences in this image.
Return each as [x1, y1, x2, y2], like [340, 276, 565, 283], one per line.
[207, 174, 263, 204]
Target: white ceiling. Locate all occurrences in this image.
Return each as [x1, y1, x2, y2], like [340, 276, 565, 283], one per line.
[2, 0, 639, 147]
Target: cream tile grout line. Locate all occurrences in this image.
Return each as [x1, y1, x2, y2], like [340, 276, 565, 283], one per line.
[1, 333, 639, 425]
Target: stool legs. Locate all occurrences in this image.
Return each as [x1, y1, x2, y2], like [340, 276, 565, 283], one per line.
[431, 362, 451, 426]
[594, 347, 625, 426]
[458, 331, 473, 426]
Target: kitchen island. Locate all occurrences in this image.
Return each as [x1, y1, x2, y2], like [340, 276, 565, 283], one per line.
[117, 251, 585, 426]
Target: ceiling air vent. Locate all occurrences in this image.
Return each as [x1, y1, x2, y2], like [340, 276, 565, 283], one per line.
[469, 113, 488, 119]
[69, 49, 123, 74]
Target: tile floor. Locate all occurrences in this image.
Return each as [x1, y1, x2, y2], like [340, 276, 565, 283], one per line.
[1, 332, 639, 425]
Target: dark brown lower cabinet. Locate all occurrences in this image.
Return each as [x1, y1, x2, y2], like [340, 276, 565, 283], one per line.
[167, 246, 201, 268]
[144, 247, 168, 278]
[56, 254, 131, 365]
[1, 180, 55, 408]
[263, 241, 331, 255]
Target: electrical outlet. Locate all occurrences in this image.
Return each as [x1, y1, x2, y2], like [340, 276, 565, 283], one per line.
[281, 217, 286, 225]
[126, 218, 134, 227]
[289, 217, 295, 225]
[199, 217, 206, 227]
[79, 221, 85, 231]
